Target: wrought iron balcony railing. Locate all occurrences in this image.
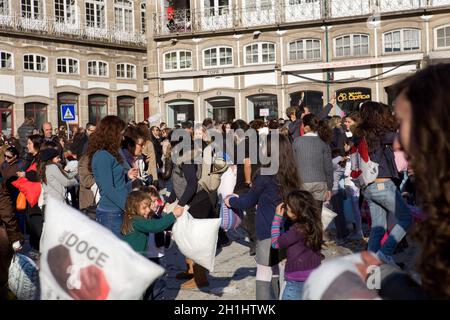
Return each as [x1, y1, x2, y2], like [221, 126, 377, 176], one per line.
[153, 0, 450, 36]
[0, 14, 147, 47]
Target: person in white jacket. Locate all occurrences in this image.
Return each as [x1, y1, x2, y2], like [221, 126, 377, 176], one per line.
[38, 148, 78, 205]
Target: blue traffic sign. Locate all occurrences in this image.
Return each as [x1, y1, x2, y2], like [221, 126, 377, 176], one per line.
[61, 104, 76, 122]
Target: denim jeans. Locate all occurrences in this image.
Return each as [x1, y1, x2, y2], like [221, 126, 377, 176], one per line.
[330, 189, 348, 240]
[96, 207, 123, 238]
[363, 180, 412, 256]
[282, 281, 305, 300]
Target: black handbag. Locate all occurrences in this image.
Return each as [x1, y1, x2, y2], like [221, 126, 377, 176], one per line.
[81, 187, 98, 221]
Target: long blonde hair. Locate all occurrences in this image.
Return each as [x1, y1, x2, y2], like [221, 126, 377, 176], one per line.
[121, 191, 153, 235]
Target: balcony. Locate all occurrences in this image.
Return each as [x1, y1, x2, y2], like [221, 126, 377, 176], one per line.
[0, 14, 147, 48]
[153, 0, 450, 37]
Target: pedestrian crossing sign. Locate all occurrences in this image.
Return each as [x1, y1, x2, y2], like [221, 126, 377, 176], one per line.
[61, 104, 76, 122]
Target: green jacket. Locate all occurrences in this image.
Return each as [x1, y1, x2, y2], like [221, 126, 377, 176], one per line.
[122, 213, 176, 255]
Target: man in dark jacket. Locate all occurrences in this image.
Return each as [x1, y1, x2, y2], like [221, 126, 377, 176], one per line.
[17, 117, 36, 153]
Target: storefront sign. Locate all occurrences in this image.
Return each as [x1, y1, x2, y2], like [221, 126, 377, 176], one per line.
[259, 108, 270, 117]
[337, 91, 371, 103]
[177, 113, 186, 121]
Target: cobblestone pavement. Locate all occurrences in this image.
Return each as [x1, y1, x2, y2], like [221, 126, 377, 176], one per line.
[160, 226, 420, 300]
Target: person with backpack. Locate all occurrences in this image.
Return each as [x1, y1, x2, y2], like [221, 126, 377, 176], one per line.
[353, 102, 412, 266]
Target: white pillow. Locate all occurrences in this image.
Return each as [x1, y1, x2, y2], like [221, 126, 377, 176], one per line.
[172, 206, 221, 272]
[39, 196, 164, 300]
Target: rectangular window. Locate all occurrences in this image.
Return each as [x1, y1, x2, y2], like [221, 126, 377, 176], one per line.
[86, 0, 105, 28]
[335, 35, 368, 57]
[290, 39, 321, 61]
[24, 54, 46, 72]
[57, 58, 78, 74]
[384, 29, 420, 53]
[98, 61, 108, 76]
[164, 51, 192, 71]
[88, 61, 97, 75]
[117, 63, 135, 78]
[141, 2, 146, 33]
[0, 52, 12, 69]
[114, 0, 133, 33]
[0, 0, 10, 15]
[55, 0, 76, 24]
[143, 66, 148, 79]
[437, 26, 450, 48]
[245, 44, 259, 64]
[21, 0, 43, 19]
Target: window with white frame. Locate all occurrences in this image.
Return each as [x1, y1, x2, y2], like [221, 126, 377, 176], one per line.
[203, 47, 233, 68]
[57, 58, 79, 74]
[164, 51, 192, 71]
[289, 39, 321, 61]
[23, 54, 47, 72]
[86, 0, 105, 28]
[21, 0, 44, 19]
[436, 25, 450, 49]
[245, 42, 276, 65]
[88, 60, 108, 76]
[55, 0, 77, 24]
[0, 0, 10, 16]
[335, 34, 369, 57]
[141, 2, 146, 34]
[384, 29, 420, 53]
[0, 52, 12, 69]
[114, 0, 133, 33]
[117, 63, 136, 79]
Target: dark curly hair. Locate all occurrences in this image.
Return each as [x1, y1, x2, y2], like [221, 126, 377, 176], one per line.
[354, 101, 397, 153]
[302, 114, 332, 144]
[285, 190, 323, 252]
[87, 116, 126, 171]
[394, 63, 450, 299]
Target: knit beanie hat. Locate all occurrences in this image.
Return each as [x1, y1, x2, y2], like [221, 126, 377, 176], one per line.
[40, 148, 60, 161]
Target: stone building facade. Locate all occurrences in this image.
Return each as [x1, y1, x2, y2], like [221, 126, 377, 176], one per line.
[0, 0, 148, 136]
[147, 0, 450, 126]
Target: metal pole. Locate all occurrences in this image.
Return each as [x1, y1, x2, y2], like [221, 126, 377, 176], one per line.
[325, 0, 330, 103]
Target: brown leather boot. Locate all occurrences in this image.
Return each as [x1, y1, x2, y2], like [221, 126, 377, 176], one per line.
[175, 258, 194, 280]
[180, 264, 209, 289]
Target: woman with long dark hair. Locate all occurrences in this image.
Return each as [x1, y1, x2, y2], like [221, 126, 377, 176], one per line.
[393, 63, 450, 298]
[225, 134, 302, 300]
[354, 101, 412, 265]
[88, 116, 138, 237]
[14, 134, 43, 251]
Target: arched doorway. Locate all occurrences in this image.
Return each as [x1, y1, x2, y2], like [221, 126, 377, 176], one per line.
[0, 101, 13, 137]
[166, 100, 194, 126]
[206, 97, 235, 123]
[336, 87, 372, 115]
[57, 92, 79, 128]
[88, 94, 108, 124]
[24, 102, 47, 132]
[117, 96, 136, 124]
[289, 91, 324, 116]
[247, 94, 278, 122]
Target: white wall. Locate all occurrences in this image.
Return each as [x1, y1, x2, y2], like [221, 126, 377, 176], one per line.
[23, 76, 50, 97]
[163, 79, 194, 93]
[56, 79, 81, 87]
[203, 76, 235, 90]
[334, 68, 372, 81]
[244, 72, 277, 87]
[287, 72, 323, 84]
[382, 64, 417, 77]
[87, 81, 110, 89]
[0, 75, 15, 96]
[117, 83, 138, 91]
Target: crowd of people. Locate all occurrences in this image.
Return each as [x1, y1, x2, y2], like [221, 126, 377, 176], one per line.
[0, 63, 449, 300]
